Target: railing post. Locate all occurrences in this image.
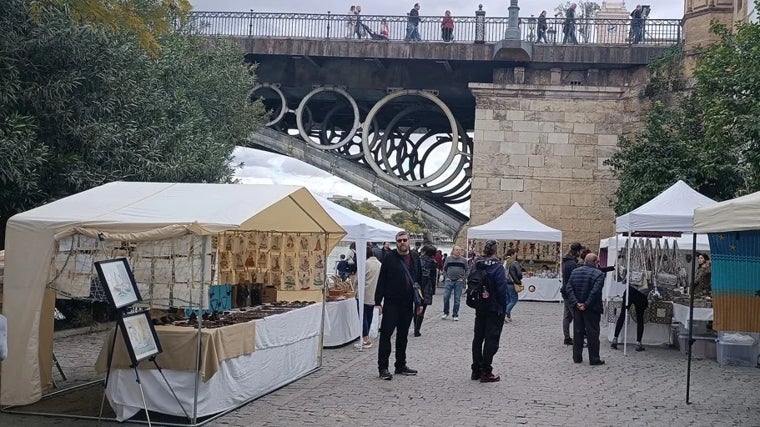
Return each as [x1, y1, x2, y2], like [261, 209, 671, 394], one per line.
[248, 9, 253, 37]
[327, 11, 331, 39]
[474, 4, 485, 44]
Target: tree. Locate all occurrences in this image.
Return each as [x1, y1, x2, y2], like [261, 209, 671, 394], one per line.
[30, 0, 192, 57]
[355, 201, 385, 221]
[554, 1, 601, 43]
[0, 0, 265, 247]
[391, 211, 424, 234]
[603, 4, 760, 214]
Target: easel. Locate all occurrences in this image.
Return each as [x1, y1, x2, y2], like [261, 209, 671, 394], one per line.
[98, 309, 190, 426]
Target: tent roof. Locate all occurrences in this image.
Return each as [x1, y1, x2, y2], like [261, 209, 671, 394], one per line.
[616, 180, 716, 233]
[8, 182, 346, 239]
[467, 202, 562, 242]
[694, 190, 760, 233]
[315, 195, 402, 242]
[599, 234, 711, 252]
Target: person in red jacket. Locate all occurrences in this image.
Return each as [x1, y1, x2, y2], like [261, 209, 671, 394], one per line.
[441, 10, 454, 42]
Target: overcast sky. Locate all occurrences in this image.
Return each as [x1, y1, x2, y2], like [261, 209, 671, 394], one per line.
[190, 1, 684, 20]
[219, 0, 684, 215]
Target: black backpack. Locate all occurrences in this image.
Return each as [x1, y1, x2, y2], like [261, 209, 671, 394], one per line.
[465, 261, 491, 309]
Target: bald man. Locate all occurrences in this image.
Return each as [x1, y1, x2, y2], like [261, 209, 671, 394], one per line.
[565, 253, 606, 366]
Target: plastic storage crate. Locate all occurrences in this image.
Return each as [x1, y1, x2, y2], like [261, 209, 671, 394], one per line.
[716, 332, 760, 367]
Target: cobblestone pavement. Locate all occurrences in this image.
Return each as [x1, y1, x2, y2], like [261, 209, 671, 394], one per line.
[2, 296, 759, 426]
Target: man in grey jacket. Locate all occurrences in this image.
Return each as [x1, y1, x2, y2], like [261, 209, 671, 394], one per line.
[441, 245, 467, 320]
[565, 253, 605, 366]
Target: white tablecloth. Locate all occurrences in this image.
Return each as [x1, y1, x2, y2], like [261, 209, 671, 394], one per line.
[605, 322, 672, 346]
[518, 277, 563, 301]
[323, 298, 361, 347]
[104, 303, 323, 421]
[672, 303, 713, 328]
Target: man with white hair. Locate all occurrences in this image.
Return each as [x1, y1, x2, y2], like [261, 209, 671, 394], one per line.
[565, 253, 606, 366]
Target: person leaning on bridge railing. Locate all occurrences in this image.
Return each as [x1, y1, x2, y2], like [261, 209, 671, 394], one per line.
[630, 4, 644, 44]
[405, 2, 422, 41]
[441, 10, 454, 42]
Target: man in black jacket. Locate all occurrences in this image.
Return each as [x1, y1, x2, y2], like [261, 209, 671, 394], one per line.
[561, 242, 583, 345]
[471, 240, 509, 383]
[375, 230, 422, 380]
[565, 253, 606, 366]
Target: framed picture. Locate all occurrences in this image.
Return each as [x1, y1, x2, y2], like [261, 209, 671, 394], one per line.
[118, 310, 162, 365]
[95, 258, 141, 309]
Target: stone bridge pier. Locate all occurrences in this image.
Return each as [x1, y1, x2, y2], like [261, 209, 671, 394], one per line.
[468, 67, 649, 247]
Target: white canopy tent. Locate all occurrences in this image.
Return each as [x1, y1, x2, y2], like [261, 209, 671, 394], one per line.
[314, 196, 402, 347]
[468, 202, 562, 242]
[616, 180, 716, 234]
[614, 180, 716, 355]
[1, 182, 346, 407]
[694, 190, 760, 233]
[468, 203, 563, 301]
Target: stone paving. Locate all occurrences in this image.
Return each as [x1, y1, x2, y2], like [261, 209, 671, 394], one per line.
[2, 296, 759, 426]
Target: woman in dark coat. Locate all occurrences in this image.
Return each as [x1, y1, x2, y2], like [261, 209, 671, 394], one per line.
[414, 244, 438, 336]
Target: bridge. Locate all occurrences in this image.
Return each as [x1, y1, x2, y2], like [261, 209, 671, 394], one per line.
[190, 5, 682, 242]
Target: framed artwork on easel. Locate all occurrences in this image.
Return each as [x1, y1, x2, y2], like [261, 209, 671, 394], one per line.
[119, 310, 162, 365]
[94, 258, 142, 309]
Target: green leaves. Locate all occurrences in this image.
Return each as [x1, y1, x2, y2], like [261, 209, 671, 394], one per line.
[605, 3, 760, 214]
[0, 0, 266, 247]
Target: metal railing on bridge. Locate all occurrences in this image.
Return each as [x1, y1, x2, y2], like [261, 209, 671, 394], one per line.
[188, 11, 682, 45]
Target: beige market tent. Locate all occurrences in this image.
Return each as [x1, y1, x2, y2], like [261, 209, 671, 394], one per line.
[1, 182, 346, 406]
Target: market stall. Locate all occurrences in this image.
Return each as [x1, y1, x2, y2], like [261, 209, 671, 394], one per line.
[467, 203, 562, 302]
[614, 180, 716, 352]
[315, 196, 401, 347]
[694, 191, 760, 333]
[1, 182, 346, 421]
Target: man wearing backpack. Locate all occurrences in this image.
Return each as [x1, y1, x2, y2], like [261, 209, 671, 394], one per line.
[470, 240, 509, 383]
[375, 230, 422, 380]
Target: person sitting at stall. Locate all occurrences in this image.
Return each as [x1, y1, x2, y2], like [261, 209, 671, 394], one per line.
[610, 285, 648, 352]
[337, 254, 350, 280]
[693, 253, 712, 297]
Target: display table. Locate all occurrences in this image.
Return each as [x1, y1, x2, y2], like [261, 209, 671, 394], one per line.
[672, 303, 713, 328]
[323, 298, 361, 347]
[97, 303, 322, 421]
[518, 277, 562, 302]
[605, 321, 672, 346]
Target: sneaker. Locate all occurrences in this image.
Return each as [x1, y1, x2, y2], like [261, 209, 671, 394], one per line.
[470, 370, 481, 380]
[589, 359, 606, 366]
[363, 340, 373, 348]
[379, 369, 393, 380]
[480, 372, 501, 382]
[564, 337, 574, 345]
[635, 344, 645, 352]
[413, 331, 421, 337]
[505, 316, 512, 323]
[441, 314, 448, 320]
[610, 338, 618, 350]
[452, 316, 459, 321]
[394, 366, 418, 376]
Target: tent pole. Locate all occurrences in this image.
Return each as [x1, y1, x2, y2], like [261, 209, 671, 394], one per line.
[192, 235, 208, 424]
[686, 232, 698, 404]
[356, 240, 367, 351]
[623, 220, 632, 356]
[318, 232, 327, 365]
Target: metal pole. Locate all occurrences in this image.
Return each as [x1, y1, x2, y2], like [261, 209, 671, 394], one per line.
[623, 218, 632, 356]
[686, 232, 697, 404]
[248, 9, 253, 37]
[474, 5, 486, 44]
[327, 11, 331, 39]
[192, 235, 208, 424]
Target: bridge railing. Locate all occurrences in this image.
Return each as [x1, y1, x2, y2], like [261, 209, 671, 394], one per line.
[187, 11, 682, 45]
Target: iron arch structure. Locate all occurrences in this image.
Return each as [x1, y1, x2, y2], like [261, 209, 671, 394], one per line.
[248, 87, 471, 238]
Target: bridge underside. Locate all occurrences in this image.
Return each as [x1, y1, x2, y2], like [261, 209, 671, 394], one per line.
[249, 128, 469, 237]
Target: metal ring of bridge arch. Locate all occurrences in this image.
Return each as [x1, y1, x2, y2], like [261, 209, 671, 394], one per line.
[296, 86, 360, 150]
[250, 83, 288, 127]
[361, 90, 459, 187]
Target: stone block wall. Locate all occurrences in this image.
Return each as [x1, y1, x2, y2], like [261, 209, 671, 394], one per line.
[468, 77, 645, 251]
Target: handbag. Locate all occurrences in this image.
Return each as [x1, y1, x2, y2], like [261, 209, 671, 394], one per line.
[507, 267, 524, 293]
[399, 257, 423, 306]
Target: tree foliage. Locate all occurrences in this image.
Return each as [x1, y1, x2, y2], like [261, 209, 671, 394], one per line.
[604, 4, 760, 214]
[0, 0, 265, 247]
[30, 0, 192, 57]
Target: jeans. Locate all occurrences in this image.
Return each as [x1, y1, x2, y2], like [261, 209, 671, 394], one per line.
[405, 23, 420, 41]
[362, 303, 374, 337]
[442, 280, 463, 316]
[505, 284, 518, 318]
